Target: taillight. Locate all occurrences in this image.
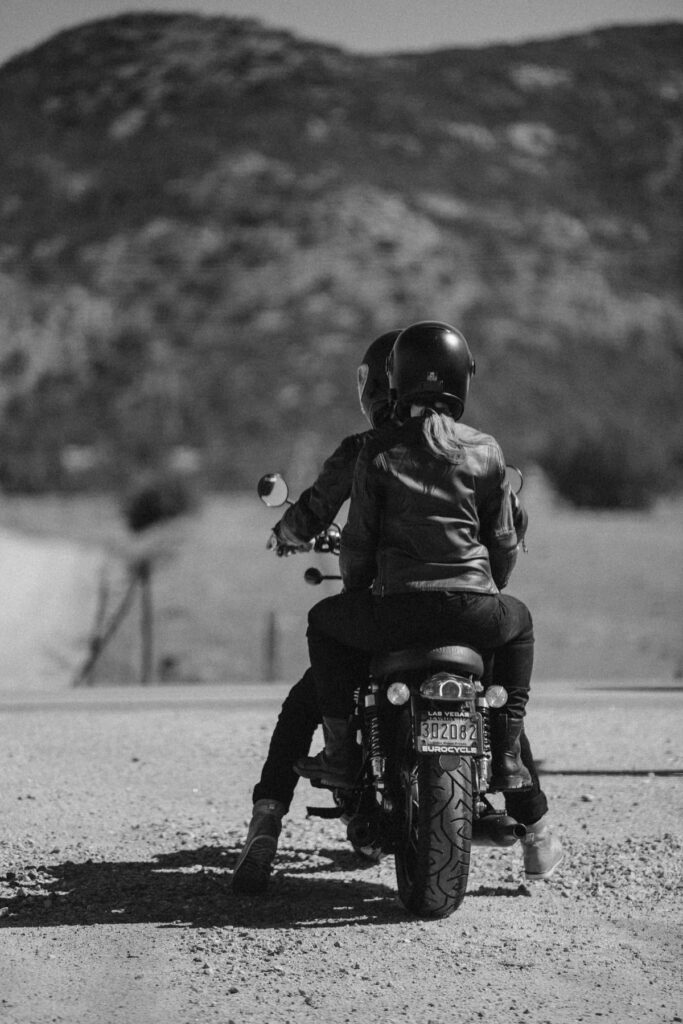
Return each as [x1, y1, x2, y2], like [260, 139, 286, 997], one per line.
[420, 672, 477, 701]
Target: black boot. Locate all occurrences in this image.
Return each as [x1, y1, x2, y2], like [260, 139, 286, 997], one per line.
[490, 714, 532, 791]
[295, 716, 359, 790]
[232, 799, 286, 895]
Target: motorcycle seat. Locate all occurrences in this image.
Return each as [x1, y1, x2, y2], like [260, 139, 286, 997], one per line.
[369, 644, 484, 680]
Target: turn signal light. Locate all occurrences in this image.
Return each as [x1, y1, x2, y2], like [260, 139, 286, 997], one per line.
[387, 682, 411, 706]
[484, 685, 508, 708]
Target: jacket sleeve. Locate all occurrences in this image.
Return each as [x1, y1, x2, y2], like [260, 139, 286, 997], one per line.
[510, 490, 529, 548]
[277, 433, 365, 542]
[478, 444, 519, 590]
[340, 442, 381, 591]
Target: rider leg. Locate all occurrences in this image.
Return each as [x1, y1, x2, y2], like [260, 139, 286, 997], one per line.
[297, 590, 430, 787]
[252, 669, 321, 810]
[488, 624, 534, 790]
[232, 797, 286, 895]
[296, 626, 369, 788]
[505, 728, 547, 824]
[233, 670, 320, 894]
[441, 592, 534, 791]
[505, 729, 563, 879]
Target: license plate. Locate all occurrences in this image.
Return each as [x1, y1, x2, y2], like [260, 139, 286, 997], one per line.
[416, 710, 482, 755]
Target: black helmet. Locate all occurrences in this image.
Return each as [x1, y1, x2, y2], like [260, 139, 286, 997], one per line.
[357, 330, 401, 428]
[388, 320, 475, 420]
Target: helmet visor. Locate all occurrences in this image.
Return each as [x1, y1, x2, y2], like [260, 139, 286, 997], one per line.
[357, 362, 370, 415]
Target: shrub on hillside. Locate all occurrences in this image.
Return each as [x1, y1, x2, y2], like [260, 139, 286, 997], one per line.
[539, 425, 674, 510]
[121, 470, 200, 533]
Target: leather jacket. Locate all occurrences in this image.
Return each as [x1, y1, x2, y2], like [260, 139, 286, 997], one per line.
[277, 432, 367, 542]
[340, 417, 519, 595]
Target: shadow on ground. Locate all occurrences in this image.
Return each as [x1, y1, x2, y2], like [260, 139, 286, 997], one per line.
[0, 845, 399, 928]
[0, 844, 529, 929]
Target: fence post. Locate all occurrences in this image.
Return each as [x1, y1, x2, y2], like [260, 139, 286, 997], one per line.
[263, 610, 281, 682]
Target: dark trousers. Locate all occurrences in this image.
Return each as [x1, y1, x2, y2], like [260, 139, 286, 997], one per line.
[253, 589, 547, 824]
[252, 667, 546, 824]
[307, 590, 534, 719]
[253, 669, 320, 811]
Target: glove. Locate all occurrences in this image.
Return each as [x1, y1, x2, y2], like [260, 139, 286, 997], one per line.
[267, 519, 312, 557]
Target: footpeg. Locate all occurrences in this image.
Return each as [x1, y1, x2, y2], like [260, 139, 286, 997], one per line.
[306, 805, 344, 819]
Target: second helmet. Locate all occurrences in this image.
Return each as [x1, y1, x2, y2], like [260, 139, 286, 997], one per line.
[387, 320, 475, 420]
[357, 330, 401, 428]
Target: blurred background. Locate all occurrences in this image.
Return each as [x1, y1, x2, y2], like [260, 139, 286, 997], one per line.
[0, 1, 681, 688]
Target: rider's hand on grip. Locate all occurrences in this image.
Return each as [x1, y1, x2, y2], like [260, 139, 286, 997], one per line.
[268, 522, 313, 557]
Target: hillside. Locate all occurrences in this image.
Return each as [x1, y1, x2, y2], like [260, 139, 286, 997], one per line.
[0, 14, 681, 501]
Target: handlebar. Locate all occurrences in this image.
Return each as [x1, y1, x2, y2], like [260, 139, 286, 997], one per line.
[312, 524, 341, 555]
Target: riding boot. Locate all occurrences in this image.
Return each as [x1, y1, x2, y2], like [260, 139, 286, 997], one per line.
[489, 713, 533, 791]
[232, 798, 287, 895]
[521, 814, 564, 880]
[295, 716, 359, 789]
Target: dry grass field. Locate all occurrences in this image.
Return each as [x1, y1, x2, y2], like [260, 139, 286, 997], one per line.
[0, 472, 681, 687]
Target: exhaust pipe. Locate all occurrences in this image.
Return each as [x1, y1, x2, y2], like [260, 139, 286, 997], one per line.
[347, 814, 382, 850]
[472, 814, 527, 847]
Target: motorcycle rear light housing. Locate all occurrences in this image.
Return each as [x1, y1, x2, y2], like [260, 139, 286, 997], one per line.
[387, 681, 411, 705]
[420, 672, 476, 701]
[484, 684, 508, 708]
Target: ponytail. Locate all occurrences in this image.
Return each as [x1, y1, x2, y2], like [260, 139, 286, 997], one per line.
[420, 408, 464, 461]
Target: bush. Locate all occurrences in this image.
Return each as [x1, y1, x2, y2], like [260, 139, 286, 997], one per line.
[121, 470, 200, 532]
[539, 425, 673, 510]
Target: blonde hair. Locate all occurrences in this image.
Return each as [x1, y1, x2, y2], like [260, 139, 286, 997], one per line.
[417, 407, 463, 461]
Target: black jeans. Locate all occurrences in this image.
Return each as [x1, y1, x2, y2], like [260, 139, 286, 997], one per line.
[252, 668, 320, 812]
[251, 664, 546, 825]
[252, 588, 546, 824]
[307, 590, 534, 719]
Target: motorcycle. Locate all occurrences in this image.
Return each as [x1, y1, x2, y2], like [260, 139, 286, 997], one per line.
[258, 470, 527, 920]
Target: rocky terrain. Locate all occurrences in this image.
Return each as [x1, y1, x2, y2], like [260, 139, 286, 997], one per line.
[0, 680, 680, 1023]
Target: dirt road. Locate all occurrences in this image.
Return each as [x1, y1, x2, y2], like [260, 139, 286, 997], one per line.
[1, 681, 681, 1024]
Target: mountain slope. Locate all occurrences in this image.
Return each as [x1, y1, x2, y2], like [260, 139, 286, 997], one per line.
[0, 14, 681, 500]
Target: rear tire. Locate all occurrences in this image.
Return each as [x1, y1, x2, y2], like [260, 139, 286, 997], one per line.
[393, 712, 473, 918]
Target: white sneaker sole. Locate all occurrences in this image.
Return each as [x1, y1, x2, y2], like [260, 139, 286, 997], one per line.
[525, 851, 564, 881]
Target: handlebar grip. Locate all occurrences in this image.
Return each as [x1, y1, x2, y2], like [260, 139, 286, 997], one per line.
[304, 567, 343, 585]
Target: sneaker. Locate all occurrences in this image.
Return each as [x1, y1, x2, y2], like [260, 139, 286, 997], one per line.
[232, 799, 286, 894]
[521, 816, 564, 880]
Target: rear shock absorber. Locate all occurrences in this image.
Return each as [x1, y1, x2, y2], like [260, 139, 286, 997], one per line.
[364, 682, 386, 790]
[476, 692, 492, 792]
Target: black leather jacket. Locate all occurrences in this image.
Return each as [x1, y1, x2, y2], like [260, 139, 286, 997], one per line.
[278, 432, 367, 542]
[340, 418, 519, 595]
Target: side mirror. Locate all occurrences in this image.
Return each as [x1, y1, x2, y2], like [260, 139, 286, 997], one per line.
[257, 473, 290, 508]
[504, 464, 524, 495]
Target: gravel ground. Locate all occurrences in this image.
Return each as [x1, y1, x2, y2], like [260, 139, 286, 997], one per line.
[0, 681, 681, 1024]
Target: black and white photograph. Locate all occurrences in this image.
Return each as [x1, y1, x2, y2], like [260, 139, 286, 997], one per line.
[0, 1, 681, 1021]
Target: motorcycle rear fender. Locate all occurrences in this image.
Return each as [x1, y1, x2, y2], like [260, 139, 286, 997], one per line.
[369, 644, 484, 681]
[373, 671, 480, 711]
